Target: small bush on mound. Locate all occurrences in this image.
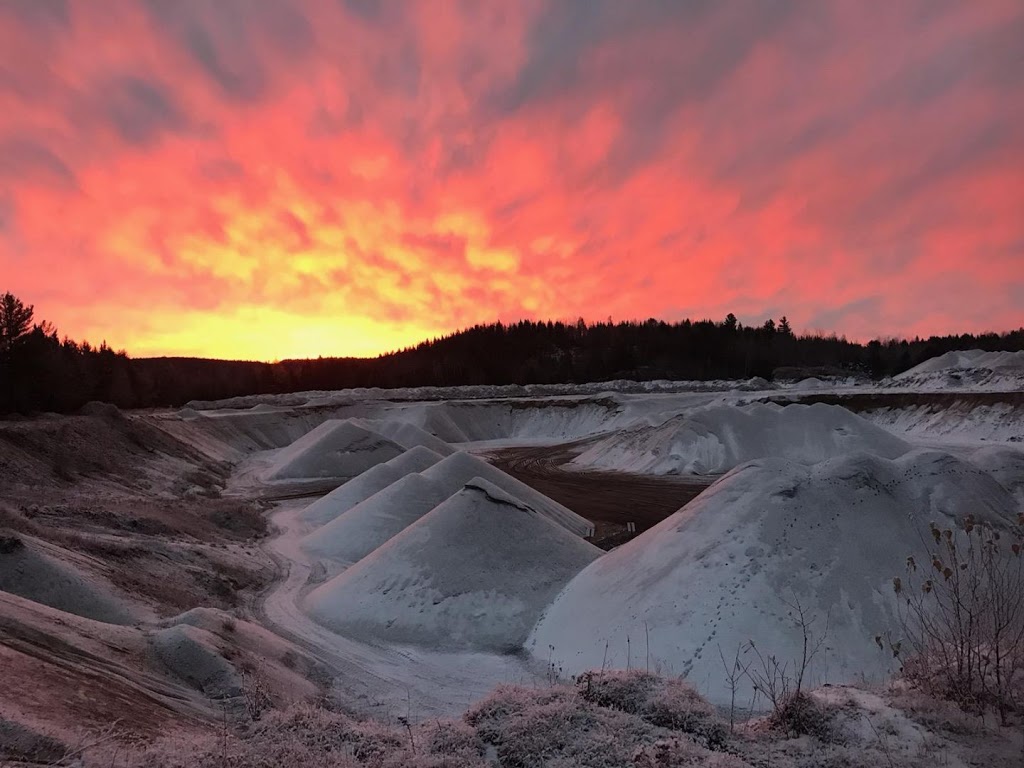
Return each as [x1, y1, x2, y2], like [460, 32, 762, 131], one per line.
[633, 738, 753, 768]
[577, 669, 660, 713]
[770, 691, 838, 741]
[467, 683, 657, 767]
[577, 670, 728, 749]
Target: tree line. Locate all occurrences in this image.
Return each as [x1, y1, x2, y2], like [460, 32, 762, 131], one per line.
[1, 291, 1022, 414]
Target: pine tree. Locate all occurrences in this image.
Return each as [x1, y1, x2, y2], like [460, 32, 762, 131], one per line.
[0, 292, 34, 354]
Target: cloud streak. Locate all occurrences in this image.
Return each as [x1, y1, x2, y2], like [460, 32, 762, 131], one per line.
[0, 0, 1021, 359]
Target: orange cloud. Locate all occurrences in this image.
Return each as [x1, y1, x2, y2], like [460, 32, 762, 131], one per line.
[0, 0, 1021, 360]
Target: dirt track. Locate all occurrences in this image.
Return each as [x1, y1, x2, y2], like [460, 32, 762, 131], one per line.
[486, 444, 713, 546]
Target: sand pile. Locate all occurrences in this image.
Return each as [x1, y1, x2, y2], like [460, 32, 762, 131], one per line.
[150, 625, 241, 699]
[300, 473, 451, 563]
[264, 420, 404, 481]
[397, 400, 624, 444]
[305, 479, 602, 652]
[891, 349, 1024, 391]
[897, 349, 1024, 377]
[572, 402, 909, 475]
[302, 451, 595, 560]
[420, 452, 594, 537]
[300, 446, 445, 527]
[529, 448, 1019, 705]
[0, 534, 135, 625]
[361, 420, 457, 456]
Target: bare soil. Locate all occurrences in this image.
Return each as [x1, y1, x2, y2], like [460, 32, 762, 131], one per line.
[487, 444, 712, 548]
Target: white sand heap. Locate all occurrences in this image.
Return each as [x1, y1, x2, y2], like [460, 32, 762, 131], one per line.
[396, 400, 624, 444]
[529, 448, 1019, 706]
[359, 419, 457, 457]
[420, 452, 594, 537]
[891, 349, 1024, 391]
[301, 473, 451, 563]
[304, 478, 602, 652]
[300, 446, 445, 527]
[897, 349, 1024, 377]
[302, 450, 596, 562]
[572, 402, 909, 475]
[0, 534, 135, 625]
[264, 420, 404, 481]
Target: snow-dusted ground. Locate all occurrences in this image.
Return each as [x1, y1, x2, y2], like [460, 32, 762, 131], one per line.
[159, 349, 1024, 716]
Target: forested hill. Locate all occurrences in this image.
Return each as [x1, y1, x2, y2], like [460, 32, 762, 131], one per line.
[2, 294, 1024, 413]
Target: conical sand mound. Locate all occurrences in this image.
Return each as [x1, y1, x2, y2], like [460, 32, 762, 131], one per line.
[304, 478, 602, 652]
[573, 402, 910, 475]
[421, 452, 594, 537]
[528, 448, 1020, 706]
[364, 420, 457, 457]
[300, 473, 451, 563]
[300, 446, 445, 527]
[265, 420, 404, 481]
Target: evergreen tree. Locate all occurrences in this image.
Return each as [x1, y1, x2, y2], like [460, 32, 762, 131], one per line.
[0, 292, 34, 353]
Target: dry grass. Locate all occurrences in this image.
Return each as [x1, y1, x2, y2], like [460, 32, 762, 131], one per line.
[5, 669, 1022, 767]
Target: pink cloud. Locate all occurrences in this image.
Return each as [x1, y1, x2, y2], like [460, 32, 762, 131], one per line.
[0, 0, 1021, 359]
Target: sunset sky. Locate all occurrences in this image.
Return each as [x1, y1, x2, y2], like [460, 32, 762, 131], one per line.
[1, 0, 1022, 360]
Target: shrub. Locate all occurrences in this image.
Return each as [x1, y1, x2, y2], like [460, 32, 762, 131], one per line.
[467, 682, 660, 768]
[890, 515, 1024, 723]
[770, 691, 837, 741]
[576, 670, 727, 749]
[576, 669, 659, 713]
[645, 679, 727, 749]
[633, 738, 752, 768]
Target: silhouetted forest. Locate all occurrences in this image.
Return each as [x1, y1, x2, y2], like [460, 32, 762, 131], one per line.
[2, 292, 1023, 414]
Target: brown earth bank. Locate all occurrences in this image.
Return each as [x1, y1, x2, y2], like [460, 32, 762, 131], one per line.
[486, 443, 713, 548]
[0, 409, 325, 754]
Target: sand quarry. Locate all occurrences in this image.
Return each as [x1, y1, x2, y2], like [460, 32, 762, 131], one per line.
[1, 351, 1024, 761]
